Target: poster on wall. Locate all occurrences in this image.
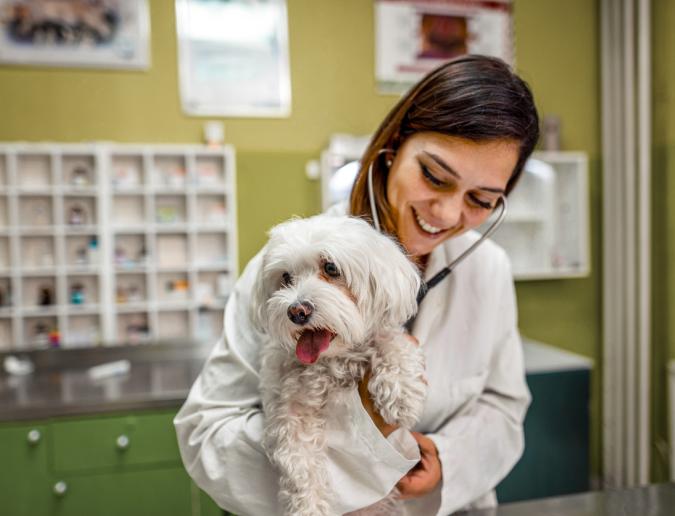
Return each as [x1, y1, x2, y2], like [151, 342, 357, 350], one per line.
[0, 0, 150, 69]
[375, 0, 513, 93]
[175, 0, 291, 118]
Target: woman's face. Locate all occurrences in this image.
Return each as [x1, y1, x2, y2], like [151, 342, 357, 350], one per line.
[386, 132, 519, 258]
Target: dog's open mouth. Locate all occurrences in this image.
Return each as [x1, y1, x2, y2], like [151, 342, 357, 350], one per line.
[295, 329, 334, 365]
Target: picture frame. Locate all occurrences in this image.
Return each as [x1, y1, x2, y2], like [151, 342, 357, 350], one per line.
[0, 0, 150, 69]
[175, 0, 291, 118]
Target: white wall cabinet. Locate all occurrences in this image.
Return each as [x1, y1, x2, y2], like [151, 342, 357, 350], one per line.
[0, 143, 237, 350]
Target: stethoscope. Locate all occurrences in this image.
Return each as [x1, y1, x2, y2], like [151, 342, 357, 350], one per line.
[366, 149, 509, 327]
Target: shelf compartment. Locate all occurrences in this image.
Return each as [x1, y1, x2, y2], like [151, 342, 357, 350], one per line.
[157, 271, 190, 303]
[117, 312, 151, 343]
[62, 154, 97, 188]
[155, 195, 186, 225]
[152, 155, 187, 188]
[0, 196, 8, 228]
[0, 277, 12, 310]
[67, 275, 99, 306]
[17, 154, 52, 189]
[65, 235, 100, 267]
[156, 234, 188, 268]
[21, 236, 56, 269]
[19, 196, 53, 227]
[22, 276, 58, 309]
[157, 310, 189, 339]
[115, 273, 147, 305]
[114, 234, 148, 269]
[196, 194, 228, 225]
[64, 196, 96, 227]
[112, 195, 145, 227]
[111, 154, 144, 189]
[195, 155, 226, 187]
[23, 315, 59, 348]
[0, 318, 12, 350]
[0, 236, 9, 270]
[0, 153, 6, 187]
[195, 233, 229, 267]
[65, 314, 101, 347]
[196, 271, 231, 305]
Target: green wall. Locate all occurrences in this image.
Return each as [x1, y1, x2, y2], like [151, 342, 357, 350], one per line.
[652, 0, 674, 482]
[0, 0, 604, 477]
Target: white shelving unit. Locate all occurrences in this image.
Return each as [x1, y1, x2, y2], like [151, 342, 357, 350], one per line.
[0, 143, 237, 351]
[487, 151, 590, 280]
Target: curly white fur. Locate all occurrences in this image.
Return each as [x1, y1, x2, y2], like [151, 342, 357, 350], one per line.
[252, 215, 427, 516]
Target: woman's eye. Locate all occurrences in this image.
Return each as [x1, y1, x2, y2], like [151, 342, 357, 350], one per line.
[421, 164, 445, 187]
[468, 195, 494, 210]
[323, 262, 340, 278]
[281, 272, 292, 286]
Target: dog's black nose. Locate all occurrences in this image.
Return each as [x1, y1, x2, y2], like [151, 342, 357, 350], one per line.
[287, 301, 314, 325]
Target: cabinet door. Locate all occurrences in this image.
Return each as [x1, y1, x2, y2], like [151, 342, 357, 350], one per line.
[0, 423, 51, 516]
[51, 411, 181, 472]
[50, 467, 192, 516]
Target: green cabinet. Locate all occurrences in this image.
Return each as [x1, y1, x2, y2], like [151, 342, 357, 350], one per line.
[1, 410, 222, 516]
[0, 423, 51, 516]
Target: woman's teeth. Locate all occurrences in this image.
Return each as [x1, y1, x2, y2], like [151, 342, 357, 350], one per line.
[415, 210, 443, 234]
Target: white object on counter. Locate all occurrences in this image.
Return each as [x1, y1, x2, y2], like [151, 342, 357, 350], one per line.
[87, 359, 131, 381]
[523, 338, 594, 374]
[3, 355, 35, 375]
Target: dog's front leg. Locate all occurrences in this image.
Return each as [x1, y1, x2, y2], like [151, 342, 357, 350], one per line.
[368, 332, 427, 429]
[266, 370, 337, 516]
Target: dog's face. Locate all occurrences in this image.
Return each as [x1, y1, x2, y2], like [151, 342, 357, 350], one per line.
[251, 215, 421, 364]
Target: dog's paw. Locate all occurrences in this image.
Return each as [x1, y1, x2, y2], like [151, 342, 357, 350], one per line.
[369, 338, 427, 429]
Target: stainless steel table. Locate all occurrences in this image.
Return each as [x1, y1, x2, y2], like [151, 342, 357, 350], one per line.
[464, 483, 675, 516]
[0, 341, 211, 421]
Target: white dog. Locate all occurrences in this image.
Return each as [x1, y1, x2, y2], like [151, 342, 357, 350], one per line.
[251, 215, 427, 516]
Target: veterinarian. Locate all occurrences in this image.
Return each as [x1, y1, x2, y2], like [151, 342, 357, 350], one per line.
[175, 54, 539, 515]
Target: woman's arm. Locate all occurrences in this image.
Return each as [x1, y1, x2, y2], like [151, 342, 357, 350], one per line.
[425, 254, 531, 515]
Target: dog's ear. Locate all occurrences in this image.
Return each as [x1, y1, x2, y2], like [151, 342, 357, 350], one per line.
[365, 237, 421, 330]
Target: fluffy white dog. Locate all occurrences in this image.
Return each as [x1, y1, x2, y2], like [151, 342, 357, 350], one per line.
[251, 214, 428, 516]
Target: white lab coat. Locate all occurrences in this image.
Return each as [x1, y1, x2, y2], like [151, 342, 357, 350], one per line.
[174, 211, 531, 516]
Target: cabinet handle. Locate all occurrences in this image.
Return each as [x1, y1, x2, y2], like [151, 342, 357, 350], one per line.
[26, 429, 41, 445]
[53, 481, 68, 497]
[116, 434, 130, 451]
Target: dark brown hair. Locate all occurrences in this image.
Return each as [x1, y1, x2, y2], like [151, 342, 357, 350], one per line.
[349, 55, 540, 236]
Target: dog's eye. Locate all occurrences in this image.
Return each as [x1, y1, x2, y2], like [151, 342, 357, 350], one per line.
[323, 262, 340, 278]
[281, 272, 292, 287]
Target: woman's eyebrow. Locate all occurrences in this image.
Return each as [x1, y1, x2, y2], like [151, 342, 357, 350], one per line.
[422, 151, 506, 194]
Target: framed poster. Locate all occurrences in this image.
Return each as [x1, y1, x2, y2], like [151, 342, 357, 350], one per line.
[375, 0, 513, 93]
[175, 0, 291, 118]
[0, 0, 150, 69]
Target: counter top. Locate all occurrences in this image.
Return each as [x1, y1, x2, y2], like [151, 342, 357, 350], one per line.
[1, 338, 593, 423]
[0, 342, 212, 422]
[464, 483, 675, 516]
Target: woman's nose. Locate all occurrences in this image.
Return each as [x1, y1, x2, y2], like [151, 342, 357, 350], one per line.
[430, 194, 463, 228]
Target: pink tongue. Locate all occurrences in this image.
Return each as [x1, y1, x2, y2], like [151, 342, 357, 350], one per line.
[295, 329, 332, 364]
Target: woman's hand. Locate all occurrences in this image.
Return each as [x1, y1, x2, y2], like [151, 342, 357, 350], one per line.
[358, 334, 421, 437]
[396, 432, 442, 499]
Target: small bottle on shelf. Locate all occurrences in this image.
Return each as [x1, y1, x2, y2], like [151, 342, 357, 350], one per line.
[88, 237, 99, 264]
